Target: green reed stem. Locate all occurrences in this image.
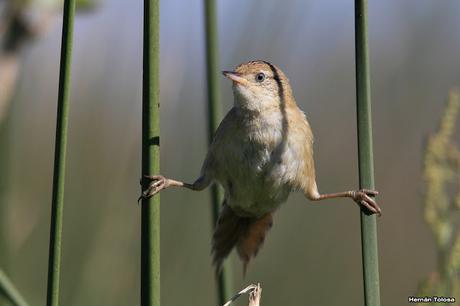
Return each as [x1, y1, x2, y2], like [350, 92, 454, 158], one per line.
[203, 0, 232, 303]
[141, 0, 160, 305]
[0, 117, 10, 270]
[46, 0, 75, 305]
[0, 268, 29, 306]
[354, 0, 381, 305]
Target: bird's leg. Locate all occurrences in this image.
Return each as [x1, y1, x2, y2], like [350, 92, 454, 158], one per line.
[138, 174, 210, 202]
[308, 189, 381, 216]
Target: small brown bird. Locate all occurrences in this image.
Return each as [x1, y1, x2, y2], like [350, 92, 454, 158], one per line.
[140, 60, 381, 275]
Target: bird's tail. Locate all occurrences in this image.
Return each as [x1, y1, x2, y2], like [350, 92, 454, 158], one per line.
[212, 202, 273, 276]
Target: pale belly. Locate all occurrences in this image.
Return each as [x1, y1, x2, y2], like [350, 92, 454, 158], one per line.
[214, 139, 299, 218]
[208, 105, 313, 217]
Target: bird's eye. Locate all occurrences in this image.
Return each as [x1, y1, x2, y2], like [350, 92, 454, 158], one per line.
[255, 72, 266, 82]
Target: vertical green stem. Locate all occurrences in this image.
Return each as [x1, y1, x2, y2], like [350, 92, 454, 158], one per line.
[141, 0, 160, 306]
[0, 116, 11, 270]
[46, 0, 75, 305]
[203, 0, 232, 303]
[354, 0, 381, 306]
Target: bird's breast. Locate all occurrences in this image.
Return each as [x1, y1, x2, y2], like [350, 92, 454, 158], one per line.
[214, 109, 309, 217]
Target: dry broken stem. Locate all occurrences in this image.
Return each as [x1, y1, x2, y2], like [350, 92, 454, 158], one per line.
[222, 283, 262, 306]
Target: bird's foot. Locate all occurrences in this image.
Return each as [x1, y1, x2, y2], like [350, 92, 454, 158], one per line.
[351, 189, 381, 216]
[138, 175, 169, 203]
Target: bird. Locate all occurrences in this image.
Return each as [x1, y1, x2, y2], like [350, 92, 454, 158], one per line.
[140, 60, 381, 275]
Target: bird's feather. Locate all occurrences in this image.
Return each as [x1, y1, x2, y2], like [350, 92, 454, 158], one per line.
[212, 203, 273, 276]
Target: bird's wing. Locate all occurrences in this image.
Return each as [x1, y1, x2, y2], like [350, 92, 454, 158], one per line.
[199, 107, 239, 178]
[291, 112, 320, 198]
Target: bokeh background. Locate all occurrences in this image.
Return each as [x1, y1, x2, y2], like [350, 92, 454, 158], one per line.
[1, 0, 460, 305]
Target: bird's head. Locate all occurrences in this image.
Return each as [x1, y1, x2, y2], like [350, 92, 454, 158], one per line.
[222, 60, 294, 111]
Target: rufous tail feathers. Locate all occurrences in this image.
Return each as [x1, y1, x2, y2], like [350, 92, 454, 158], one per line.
[212, 202, 273, 276]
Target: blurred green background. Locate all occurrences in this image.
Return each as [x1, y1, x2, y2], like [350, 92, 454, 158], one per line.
[1, 0, 460, 305]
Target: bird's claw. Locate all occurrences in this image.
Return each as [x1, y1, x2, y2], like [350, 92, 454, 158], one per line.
[351, 189, 381, 216]
[138, 175, 168, 203]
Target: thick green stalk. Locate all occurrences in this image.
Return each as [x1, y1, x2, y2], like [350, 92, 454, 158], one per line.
[203, 0, 232, 303]
[141, 0, 160, 306]
[354, 0, 381, 305]
[46, 0, 75, 305]
[0, 117, 10, 271]
[0, 268, 29, 306]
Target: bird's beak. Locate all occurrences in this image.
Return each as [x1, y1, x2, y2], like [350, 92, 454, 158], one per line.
[222, 71, 247, 85]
